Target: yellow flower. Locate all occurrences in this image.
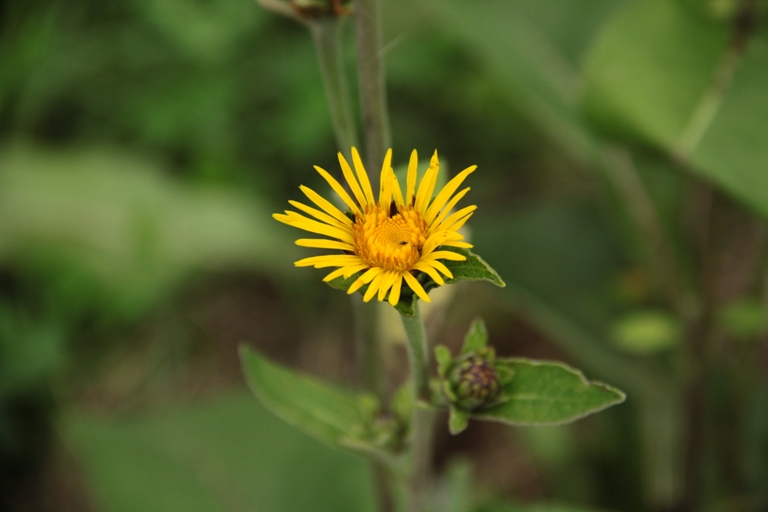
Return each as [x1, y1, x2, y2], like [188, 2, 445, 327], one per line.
[273, 148, 477, 306]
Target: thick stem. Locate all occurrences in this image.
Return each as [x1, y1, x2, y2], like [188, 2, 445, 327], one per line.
[400, 303, 435, 512]
[353, 0, 391, 189]
[310, 19, 359, 155]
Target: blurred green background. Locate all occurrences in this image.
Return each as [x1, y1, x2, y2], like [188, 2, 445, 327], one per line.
[2, 0, 768, 511]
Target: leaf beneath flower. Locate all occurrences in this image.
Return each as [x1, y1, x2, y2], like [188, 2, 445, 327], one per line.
[239, 345, 380, 449]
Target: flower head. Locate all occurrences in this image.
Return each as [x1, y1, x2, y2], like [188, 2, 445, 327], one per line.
[273, 148, 477, 306]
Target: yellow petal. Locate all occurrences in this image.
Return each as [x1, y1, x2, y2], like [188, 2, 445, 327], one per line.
[430, 187, 470, 230]
[295, 254, 363, 268]
[413, 261, 445, 285]
[314, 166, 361, 216]
[414, 150, 440, 213]
[364, 271, 386, 302]
[424, 165, 476, 225]
[388, 275, 403, 306]
[337, 152, 367, 209]
[378, 149, 393, 206]
[444, 211, 475, 232]
[442, 240, 473, 249]
[299, 186, 352, 226]
[391, 169, 405, 207]
[351, 147, 376, 206]
[282, 211, 353, 243]
[403, 272, 431, 303]
[377, 271, 397, 301]
[348, 267, 381, 294]
[405, 149, 418, 205]
[424, 250, 466, 262]
[436, 205, 477, 232]
[288, 200, 348, 231]
[295, 238, 354, 251]
[425, 258, 453, 279]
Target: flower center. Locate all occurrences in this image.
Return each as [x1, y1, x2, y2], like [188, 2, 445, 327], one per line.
[352, 204, 428, 272]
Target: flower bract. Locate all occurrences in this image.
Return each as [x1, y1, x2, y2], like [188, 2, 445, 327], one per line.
[273, 148, 477, 306]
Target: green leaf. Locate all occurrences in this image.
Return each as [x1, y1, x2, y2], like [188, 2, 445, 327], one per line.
[461, 318, 489, 355]
[688, 35, 768, 218]
[449, 407, 470, 435]
[584, 0, 728, 147]
[64, 393, 377, 512]
[239, 345, 378, 449]
[0, 146, 292, 319]
[327, 247, 504, 317]
[434, 345, 454, 378]
[429, 0, 597, 163]
[584, 0, 768, 218]
[473, 358, 625, 426]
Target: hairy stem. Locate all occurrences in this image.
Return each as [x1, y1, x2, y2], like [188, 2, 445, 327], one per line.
[353, 0, 391, 190]
[401, 303, 435, 512]
[310, 19, 359, 155]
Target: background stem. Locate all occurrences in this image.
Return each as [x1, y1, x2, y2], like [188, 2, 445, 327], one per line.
[353, 0, 391, 188]
[310, 19, 359, 155]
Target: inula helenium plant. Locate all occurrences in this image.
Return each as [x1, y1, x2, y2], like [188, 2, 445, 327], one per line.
[273, 147, 476, 305]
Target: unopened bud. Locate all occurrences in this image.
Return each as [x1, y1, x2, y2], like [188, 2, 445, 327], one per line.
[447, 352, 501, 410]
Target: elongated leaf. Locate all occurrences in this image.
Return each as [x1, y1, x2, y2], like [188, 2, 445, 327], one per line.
[239, 346, 377, 448]
[65, 393, 377, 512]
[474, 358, 625, 426]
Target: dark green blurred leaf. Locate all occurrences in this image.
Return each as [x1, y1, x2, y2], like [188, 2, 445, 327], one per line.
[473, 358, 625, 427]
[240, 346, 379, 449]
[430, 0, 598, 162]
[584, 0, 768, 217]
[584, 0, 728, 146]
[0, 146, 290, 316]
[65, 393, 377, 512]
[689, 35, 768, 217]
[0, 303, 65, 399]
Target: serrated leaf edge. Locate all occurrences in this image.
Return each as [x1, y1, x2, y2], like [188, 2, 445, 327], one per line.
[472, 357, 627, 427]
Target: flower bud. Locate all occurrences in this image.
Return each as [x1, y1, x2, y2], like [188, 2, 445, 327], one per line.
[446, 351, 501, 411]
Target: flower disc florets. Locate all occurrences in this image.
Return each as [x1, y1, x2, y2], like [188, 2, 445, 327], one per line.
[273, 147, 477, 306]
[353, 204, 427, 273]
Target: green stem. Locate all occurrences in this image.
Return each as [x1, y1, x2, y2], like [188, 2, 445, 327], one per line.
[311, 14, 393, 512]
[310, 19, 359, 154]
[401, 303, 435, 512]
[353, 0, 391, 187]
